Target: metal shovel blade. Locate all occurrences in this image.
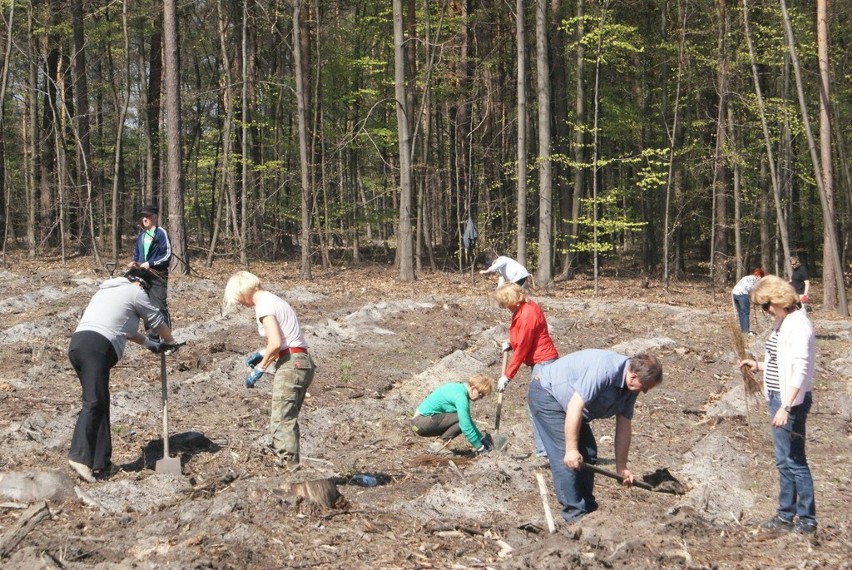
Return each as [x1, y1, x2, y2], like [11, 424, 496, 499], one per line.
[156, 353, 182, 475]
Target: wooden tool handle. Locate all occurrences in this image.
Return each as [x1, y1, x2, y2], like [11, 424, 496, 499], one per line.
[580, 462, 655, 491]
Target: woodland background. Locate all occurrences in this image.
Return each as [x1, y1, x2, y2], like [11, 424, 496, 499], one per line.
[0, 0, 849, 312]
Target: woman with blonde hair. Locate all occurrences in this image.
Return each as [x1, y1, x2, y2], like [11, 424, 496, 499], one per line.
[224, 271, 315, 468]
[410, 375, 494, 455]
[494, 283, 559, 457]
[738, 275, 817, 534]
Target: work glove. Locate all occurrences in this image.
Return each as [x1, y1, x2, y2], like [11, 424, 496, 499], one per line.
[245, 367, 266, 389]
[481, 433, 494, 451]
[163, 343, 181, 356]
[245, 350, 264, 368]
[475, 444, 491, 457]
[497, 375, 510, 393]
[800, 294, 808, 304]
[143, 338, 163, 354]
[501, 340, 511, 352]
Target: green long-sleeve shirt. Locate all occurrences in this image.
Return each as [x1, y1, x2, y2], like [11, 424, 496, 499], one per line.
[416, 382, 484, 448]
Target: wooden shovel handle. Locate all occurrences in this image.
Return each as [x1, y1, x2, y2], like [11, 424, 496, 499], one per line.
[494, 350, 509, 431]
[580, 462, 655, 491]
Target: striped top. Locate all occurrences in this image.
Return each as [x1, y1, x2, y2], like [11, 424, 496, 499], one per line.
[763, 330, 781, 392]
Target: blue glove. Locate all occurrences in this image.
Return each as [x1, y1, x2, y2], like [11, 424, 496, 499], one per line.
[143, 338, 163, 354]
[245, 351, 264, 368]
[245, 367, 265, 388]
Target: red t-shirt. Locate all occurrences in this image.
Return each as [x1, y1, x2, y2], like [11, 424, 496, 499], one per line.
[506, 299, 559, 379]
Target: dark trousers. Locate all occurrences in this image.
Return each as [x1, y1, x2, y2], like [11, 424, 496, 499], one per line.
[146, 276, 169, 338]
[68, 331, 118, 470]
[410, 413, 461, 440]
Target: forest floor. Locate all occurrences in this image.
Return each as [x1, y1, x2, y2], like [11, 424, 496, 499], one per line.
[0, 252, 850, 569]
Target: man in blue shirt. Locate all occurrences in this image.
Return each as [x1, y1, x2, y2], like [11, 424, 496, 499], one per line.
[529, 349, 663, 523]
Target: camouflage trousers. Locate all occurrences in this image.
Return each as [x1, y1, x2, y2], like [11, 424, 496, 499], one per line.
[270, 351, 315, 463]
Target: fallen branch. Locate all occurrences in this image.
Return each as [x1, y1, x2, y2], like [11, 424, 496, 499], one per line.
[0, 501, 50, 558]
[535, 472, 556, 534]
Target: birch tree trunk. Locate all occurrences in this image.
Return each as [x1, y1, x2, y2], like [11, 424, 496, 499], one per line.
[817, 0, 836, 310]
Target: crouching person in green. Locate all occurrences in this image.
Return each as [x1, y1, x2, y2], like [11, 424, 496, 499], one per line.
[410, 375, 494, 455]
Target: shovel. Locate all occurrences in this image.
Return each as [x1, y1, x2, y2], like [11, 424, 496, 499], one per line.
[581, 463, 685, 495]
[155, 353, 182, 475]
[490, 351, 510, 452]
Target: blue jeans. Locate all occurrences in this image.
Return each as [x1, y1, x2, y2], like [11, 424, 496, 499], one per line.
[733, 294, 750, 333]
[528, 379, 598, 523]
[528, 360, 556, 456]
[767, 391, 815, 524]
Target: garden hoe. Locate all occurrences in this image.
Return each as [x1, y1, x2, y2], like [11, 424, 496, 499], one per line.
[156, 353, 182, 475]
[491, 350, 510, 452]
[581, 463, 685, 495]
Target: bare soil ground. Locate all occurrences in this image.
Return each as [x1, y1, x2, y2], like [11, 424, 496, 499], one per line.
[1, 253, 850, 569]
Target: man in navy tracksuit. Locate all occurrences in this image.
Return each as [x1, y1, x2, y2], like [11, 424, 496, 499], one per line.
[127, 205, 172, 335]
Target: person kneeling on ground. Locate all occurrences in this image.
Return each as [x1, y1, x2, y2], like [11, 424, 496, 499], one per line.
[410, 375, 494, 455]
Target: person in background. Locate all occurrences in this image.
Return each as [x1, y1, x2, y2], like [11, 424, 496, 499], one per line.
[731, 268, 765, 335]
[738, 275, 817, 535]
[494, 283, 558, 457]
[127, 205, 172, 335]
[68, 268, 179, 483]
[528, 349, 662, 524]
[410, 375, 494, 456]
[223, 271, 315, 468]
[480, 254, 530, 288]
[789, 256, 810, 310]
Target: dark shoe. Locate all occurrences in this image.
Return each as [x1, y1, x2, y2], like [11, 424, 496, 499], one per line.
[793, 520, 817, 534]
[760, 515, 793, 531]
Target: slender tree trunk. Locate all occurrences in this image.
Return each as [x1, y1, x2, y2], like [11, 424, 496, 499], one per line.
[163, 0, 188, 274]
[817, 0, 836, 310]
[515, 0, 528, 267]
[779, 0, 846, 315]
[663, 0, 685, 287]
[393, 0, 414, 281]
[742, 0, 791, 270]
[710, 0, 730, 291]
[535, 0, 552, 286]
[146, 12, 163, 206]
[110, 1, 132, 262]
[0, 0, 14, 251]
[70, 0, 94, 254]
[293, 0, 312, 278]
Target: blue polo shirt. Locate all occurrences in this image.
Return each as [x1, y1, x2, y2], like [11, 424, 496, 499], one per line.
[537, 349, 637, 421]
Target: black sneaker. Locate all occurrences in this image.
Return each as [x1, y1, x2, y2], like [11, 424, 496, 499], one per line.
[760, 515, 794, 531]
[793, 520, 817, 534]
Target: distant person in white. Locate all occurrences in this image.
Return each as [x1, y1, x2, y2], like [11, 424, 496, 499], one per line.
[480, 255, 530, 288]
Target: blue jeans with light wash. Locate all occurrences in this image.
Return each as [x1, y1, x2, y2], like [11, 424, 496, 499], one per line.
[733, 294, 751, 333]
[767, 390, 815, 524]
[528, 360, 556, 456]
[528, 378, 598, 523]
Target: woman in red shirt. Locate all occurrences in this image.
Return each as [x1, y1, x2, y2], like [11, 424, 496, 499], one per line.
[494, 283, 559, 456]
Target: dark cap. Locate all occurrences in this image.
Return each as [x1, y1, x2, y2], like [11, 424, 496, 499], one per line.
[139, 205, 159, 217]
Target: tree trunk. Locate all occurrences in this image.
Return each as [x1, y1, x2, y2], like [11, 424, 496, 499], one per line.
[293, 0, 312, 279]
[816, 0, 836, 310]
[146, 12, 163, 207]
[393, 0, 414, 281]
[535, 0, 552, 286]
[0, 0, 14, 251]
[779, 0, 847, 315]
[70, 0, 94, 255]
[163, 0, 189, 274]
[515, 0, 528, 267]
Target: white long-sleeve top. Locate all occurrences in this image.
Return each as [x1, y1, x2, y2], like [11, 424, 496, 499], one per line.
[761, 308, 815, 406]
[483, 256, 530, 288]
